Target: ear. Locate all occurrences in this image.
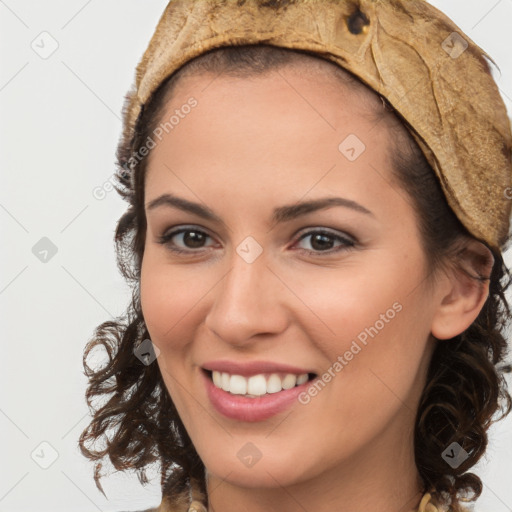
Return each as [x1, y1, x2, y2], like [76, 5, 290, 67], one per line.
[430, 240, 494, 340]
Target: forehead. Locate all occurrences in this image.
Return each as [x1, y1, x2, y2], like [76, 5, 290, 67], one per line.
[143, 68, 399, 220]
[151, 63, 390, 156]
[149, 68, 384, 165]
[171, 54, 384, 112]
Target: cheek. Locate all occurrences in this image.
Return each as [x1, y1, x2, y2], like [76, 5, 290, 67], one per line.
[285, 259, 410, 350]
[292, 251, 433, 390]
[140, 255, 194, 344]
[140, 258, 199, 409]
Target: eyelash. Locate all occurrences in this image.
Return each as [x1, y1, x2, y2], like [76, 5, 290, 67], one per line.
[156, 226, 356, 256]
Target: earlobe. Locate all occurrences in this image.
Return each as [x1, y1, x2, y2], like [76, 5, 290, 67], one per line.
[430, 240, 494, 340]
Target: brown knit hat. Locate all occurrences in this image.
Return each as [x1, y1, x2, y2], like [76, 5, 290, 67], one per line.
[121, 0, 512, 251]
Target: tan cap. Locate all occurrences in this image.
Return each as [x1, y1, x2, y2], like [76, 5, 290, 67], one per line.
[122, 0, 512, 250]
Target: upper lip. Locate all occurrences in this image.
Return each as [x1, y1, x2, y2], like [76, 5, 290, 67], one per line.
[202, 360, 315, 377]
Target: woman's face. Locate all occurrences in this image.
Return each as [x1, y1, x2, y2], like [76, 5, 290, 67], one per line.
[140, 65, 443, 490]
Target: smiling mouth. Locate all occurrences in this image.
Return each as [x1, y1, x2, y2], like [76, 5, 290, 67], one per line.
[203, 369, 317, 398]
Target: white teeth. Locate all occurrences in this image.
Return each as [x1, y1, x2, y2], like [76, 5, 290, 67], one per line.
[212, 371, 222, 388]
[247, 374, 267, 396]
[229, 375, 247, 395]
[221, 372, 230, 392]
[266, 374, 282, 394]
[210, 371, 310, 396]
[297, 373, 309, 385]
[282, 374, 297, 389]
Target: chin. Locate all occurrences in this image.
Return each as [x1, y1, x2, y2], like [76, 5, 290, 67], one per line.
[203, 449, 312, 489]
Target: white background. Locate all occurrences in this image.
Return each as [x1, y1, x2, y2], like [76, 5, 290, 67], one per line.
[1, 1, 511, 511]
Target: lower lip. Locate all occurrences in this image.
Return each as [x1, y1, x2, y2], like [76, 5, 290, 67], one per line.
[202, 370, 313, 422]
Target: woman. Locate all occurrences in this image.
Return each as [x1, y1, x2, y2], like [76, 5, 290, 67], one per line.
[79, 1, 512, 511]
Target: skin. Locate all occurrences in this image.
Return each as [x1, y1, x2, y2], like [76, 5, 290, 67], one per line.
[139, 63, 491, 512]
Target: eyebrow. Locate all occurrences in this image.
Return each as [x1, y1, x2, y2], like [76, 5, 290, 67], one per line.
[145, 193, 374, 225]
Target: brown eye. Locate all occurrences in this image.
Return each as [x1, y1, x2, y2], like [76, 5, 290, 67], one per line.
[294, 229, 356, 256]
[347, 9, 370, 35]
[180, 230, 208, 248]
[158, 226, 215, 254]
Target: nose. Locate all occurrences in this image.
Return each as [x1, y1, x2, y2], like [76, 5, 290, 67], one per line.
[204, 248, 289, 347]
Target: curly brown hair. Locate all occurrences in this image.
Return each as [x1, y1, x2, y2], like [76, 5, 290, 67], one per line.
[79, 45, 512, 511]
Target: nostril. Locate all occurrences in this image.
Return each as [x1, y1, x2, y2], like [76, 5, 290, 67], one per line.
[347, 9, 370, 35]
